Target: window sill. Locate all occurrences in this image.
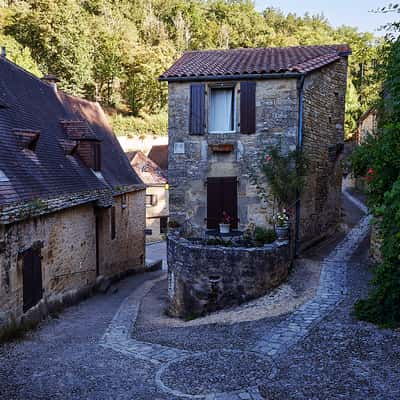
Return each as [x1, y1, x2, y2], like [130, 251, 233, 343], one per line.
[208, 131, 237, 134]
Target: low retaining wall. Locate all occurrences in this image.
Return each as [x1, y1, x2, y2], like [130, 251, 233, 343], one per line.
[167, 234, 291, 318]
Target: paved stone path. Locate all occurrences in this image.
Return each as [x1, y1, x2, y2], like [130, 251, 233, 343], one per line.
[2, 189, 399, 400]
[98, 189, 372, 399]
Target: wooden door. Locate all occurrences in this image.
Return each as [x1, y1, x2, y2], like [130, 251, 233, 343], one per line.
[22, 247, 43, 313]
[207, 177, 238, 229]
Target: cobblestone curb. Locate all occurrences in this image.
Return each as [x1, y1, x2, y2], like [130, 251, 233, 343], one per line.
[100, 275, 188, 365]
[254, 190, 371, 358]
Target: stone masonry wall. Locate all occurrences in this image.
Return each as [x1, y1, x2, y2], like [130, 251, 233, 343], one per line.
[168, 79, 299, 232]
[300, 59, 348, 248]
[0, 190, 146, 323]
[0, 203, 97, 321]
[98, 190, 146, 277]
[167, 233, 290, 318]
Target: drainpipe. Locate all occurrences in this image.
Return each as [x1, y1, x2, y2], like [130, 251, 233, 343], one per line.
[294, 74, 305, 257]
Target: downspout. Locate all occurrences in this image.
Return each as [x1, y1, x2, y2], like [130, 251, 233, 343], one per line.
[295, 74, 305, 257]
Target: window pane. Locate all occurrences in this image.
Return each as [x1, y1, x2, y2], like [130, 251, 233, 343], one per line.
[209, 88, 234, 132]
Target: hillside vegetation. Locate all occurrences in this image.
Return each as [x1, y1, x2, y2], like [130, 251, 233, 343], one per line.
[0, 0, 381, 136]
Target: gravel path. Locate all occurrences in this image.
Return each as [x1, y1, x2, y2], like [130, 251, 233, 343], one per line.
[1, 189, 399, 400]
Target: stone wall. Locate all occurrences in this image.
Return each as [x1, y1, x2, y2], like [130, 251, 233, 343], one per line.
[168, 61, 347, 247]
[299, 59, 347, 248]
[168, 79, 298, 232]
[369, 219, 383, 264]
[97, 190, 146, 277]
[167, 233, 290, 318]
[0, 189, 146, 327]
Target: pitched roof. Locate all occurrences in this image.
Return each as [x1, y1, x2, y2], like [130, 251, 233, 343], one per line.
[0, 56, 142, 208]
[160, 44, 351, 81]
[127, 151, 167, 185]
[147, 144, 168, 171]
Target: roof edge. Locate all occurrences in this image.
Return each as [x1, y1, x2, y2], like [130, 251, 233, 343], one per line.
[159, 71, 303, 82]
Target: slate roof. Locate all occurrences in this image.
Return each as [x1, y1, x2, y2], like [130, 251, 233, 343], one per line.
[147, 145, 168, 171]
[0, 56, 142, 208]
[160, 44, 351, 81]
[127, 151, 167, 186]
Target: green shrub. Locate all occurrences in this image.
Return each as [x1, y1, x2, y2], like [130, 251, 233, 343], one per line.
[108, 111, 167, 137]
[354, 178, 400, 328]
[254, 227, 277, 244]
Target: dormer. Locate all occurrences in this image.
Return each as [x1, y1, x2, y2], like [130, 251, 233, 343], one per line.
[13, 129, 40, 151]
[60, 120, 102, 171]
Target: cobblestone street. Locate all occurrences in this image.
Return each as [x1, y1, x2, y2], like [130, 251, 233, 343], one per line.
[1, 190, 399, 400]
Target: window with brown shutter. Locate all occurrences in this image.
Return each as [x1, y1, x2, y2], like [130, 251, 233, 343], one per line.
[189, 83, 205, 135]
[240, 81, 256, 134]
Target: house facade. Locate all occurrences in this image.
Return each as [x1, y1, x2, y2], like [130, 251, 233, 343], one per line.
[0, 54, 146, 327]
[160, 45, 350, 249]
[356, 107, 378, 144]
[128, 150, 169, 243]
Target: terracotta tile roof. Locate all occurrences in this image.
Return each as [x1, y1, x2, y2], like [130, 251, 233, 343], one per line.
[127, 151, 167, 185]
[160, 44, 351, 81]
[0, 57, 142, 207]
[147, 144, 168, 171]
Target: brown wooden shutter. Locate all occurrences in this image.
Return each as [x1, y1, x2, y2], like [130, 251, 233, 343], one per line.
[207, 177, 238, 229]
[240, 81, 256, 134]
[22, 247, 43, 313]
[189, 83, 205, 135]
[110, 206, 116, 240]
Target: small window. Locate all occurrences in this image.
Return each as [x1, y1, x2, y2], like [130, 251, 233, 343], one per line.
[209, 86, 235, 133]
[121, 194, 127, 209]
[146, 194, 157, 207]
[160, 216, 168, 234]
[110, 206, 116, 240]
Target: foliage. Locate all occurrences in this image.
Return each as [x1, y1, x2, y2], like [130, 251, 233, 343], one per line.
[261, 145, 308, 210]
[350, 124, 400, 207]
[354, 178, 400, 327]
[351, 16, 400, 328]
[0, 0, 381, 136]
[253, 227, 277, 244]
[108, 111, 167, 137]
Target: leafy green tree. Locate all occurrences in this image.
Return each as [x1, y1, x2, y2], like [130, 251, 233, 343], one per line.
[6, 0, 94, 95]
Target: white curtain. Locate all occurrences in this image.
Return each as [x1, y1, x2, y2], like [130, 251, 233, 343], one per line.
[209, 89, 233, 132]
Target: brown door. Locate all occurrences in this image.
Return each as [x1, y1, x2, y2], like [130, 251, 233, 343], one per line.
[22, 247, 43, 313]
[207, 177, 238, 229]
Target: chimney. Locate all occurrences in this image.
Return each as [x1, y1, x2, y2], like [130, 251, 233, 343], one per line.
[41, 73, 60, 92]
[1, 47, 6, 58]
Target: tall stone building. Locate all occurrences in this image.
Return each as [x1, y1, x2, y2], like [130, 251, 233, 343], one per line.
[0, 54, 146, 328]
[160, 44, 350, 250]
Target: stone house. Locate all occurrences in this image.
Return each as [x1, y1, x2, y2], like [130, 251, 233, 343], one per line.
[127, 150, 169, 243]
[160, 44, 350, 250]
[0, 54, 146, 327]
[356, 107, 378, 144]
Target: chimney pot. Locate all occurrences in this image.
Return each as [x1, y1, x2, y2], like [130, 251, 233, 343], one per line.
[1, 47, 6, 58]
[41, 73, 60, 92]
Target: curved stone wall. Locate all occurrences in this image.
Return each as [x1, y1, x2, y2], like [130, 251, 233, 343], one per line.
[167, 234, 291, 318]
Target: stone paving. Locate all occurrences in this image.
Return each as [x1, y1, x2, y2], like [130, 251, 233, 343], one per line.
[2, 189, 399, 400]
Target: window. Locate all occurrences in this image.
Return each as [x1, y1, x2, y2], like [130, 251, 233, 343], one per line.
[208, 86, 235, 133]
[110, 206, 116, 240]
[146, 194, 157, 207]
[160, 216, 168, 234]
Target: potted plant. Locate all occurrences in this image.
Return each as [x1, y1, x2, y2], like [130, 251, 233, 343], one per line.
[275, 209, 289, 240]
[219, 211, 231, 234]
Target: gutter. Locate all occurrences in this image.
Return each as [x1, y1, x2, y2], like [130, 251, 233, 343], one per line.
[294, 74, 306, 257]
[159, 72, 302, 83]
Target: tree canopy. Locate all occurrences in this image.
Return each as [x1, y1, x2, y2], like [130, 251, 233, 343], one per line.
[0, 0, 381, 136]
